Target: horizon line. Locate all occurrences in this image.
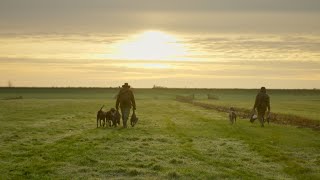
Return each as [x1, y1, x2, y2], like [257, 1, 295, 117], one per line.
[0, 86, 319, 90]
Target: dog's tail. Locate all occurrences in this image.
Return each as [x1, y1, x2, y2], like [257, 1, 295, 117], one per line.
[100, 105, 105, 111]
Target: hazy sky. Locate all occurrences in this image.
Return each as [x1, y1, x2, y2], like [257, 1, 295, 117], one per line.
[0, 0, 320, 88]
[1, 0, 320, 34]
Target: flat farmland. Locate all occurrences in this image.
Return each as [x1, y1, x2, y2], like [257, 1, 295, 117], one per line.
[0, 88, 319, 179]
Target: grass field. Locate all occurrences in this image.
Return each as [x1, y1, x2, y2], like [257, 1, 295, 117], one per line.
[0, 88, 319, 179]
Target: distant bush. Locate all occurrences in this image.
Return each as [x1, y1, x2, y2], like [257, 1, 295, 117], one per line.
[207, 94, 219, 100]
[176, 94, 194, 102]
[2, 96, 23, 100]
[152, 85, 168, 89]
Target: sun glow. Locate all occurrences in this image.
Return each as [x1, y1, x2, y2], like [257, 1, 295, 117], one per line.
[106, 31, 189, 61]
[124, 63, 173, 69]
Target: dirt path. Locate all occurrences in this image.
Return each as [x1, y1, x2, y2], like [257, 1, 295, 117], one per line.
[176, 97, 320, 131]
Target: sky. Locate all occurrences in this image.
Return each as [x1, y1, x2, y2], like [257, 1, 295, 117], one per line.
[0, 0, 320, 88]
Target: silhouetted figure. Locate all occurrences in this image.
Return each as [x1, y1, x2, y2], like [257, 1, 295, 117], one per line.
[116, 83, 136, 128]
[252, 87, 271, 127]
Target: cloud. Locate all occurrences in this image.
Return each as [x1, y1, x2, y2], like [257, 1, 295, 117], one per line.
[1, 57, 319, 83]
[183, 34, 320, 61]
[0, 32, 319, 88]
[1, 1, 320, 34]
[1, 33, 320, 62]
[1, 0, 320, 13]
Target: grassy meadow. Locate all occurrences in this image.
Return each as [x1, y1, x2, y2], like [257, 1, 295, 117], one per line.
[0, 88, 319, 179]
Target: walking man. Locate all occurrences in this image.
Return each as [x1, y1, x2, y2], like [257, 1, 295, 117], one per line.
[116, 83, 136, 128]
[252, 87, 270, 127]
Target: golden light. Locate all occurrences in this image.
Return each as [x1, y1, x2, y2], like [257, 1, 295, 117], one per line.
[106, 31, 189, 61]
[124, 63, 172, 69]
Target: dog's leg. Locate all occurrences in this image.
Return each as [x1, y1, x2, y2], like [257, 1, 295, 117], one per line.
[113, 118, 116, 127]
[97, 117, 99, 128]
[229, 114, 233, 124]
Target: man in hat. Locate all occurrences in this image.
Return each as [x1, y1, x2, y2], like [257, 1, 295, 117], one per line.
[252, 87, 271, 127]
[116, 83, 136, 128]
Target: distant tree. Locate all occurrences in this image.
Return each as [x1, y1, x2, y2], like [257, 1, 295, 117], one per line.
[152, 85, 167, 89]
[8, 80, 12, 88]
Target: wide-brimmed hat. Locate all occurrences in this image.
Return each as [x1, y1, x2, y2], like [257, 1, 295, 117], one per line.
[122, 83, 130, 88]
[260, 86, 266, 93]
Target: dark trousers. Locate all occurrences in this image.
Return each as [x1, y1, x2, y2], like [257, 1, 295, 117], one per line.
[257, 109, 266, 127]
[121, 107, 131, 128]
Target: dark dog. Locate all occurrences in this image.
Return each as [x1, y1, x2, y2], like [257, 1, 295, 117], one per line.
[229, 107, 237, 124]
[115, 110, 121, 126]
[106, 108, 121, 127]
[97, 105, 107, 128]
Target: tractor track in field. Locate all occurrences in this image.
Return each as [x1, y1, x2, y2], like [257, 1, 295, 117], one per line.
[176, 97, 320, 131]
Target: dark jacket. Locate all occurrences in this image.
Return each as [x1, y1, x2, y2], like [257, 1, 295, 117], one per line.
[254, 91, 270, 112]
[116, 88, 136, 109]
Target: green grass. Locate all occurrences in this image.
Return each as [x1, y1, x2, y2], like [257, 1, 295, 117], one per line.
[1, 88, 319, 121]
[0, 88, 319, 179]
[195, 90, 320, 121]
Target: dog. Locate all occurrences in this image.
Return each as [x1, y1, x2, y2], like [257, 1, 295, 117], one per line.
[229, 107, 237, 124]
[105, 108, 121, 127]
[130, 111, 138, 127]
[97, 105, 107, 128]
[115, 110, 121, 126]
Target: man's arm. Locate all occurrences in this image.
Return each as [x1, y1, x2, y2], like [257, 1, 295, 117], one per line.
[116, 94, 120, 110]
[131, 91, 136, 110]
[267, 95, 271, 112]
[253, 94, 259, 110]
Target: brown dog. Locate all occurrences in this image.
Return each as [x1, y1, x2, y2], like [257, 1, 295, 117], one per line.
[115, 110, 121, 126]
[106, 108, 121, 127]
[229, 107, 237, 124]
[97, 105, 107, 128]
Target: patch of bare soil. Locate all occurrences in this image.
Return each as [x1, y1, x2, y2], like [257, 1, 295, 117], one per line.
[176, 97, 320, 131]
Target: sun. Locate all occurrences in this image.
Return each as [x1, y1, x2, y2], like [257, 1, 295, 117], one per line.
[107, 31, 188, 61]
